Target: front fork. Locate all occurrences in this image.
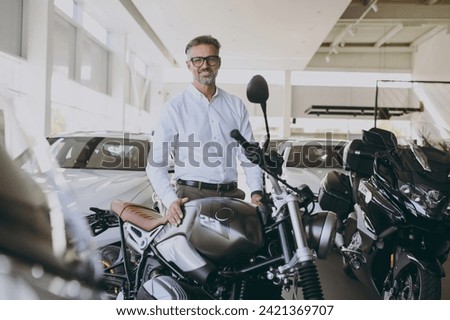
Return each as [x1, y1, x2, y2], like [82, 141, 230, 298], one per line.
[269, 175, 324, 299]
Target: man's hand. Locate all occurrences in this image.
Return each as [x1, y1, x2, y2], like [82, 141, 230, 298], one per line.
[251, 193, 263, 206]
[167, 197, 189, 226]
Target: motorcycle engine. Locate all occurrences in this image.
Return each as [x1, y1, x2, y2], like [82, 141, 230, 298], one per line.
[138, 276, 189, 299]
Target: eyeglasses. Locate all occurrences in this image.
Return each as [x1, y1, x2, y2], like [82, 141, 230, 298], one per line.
[189, 55, 220, 67]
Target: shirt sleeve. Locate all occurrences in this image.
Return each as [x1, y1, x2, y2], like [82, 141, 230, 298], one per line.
[146, 105, 179, 209]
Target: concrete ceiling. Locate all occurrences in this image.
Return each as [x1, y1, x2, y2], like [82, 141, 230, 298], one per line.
[312, 0, 450, 71]
[83, 0, 450, 72]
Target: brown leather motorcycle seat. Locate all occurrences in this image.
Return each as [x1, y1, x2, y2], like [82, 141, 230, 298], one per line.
[110, 200, 168, 231]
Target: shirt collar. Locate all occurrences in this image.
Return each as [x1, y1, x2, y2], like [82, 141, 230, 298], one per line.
[187, 83, 220, 101]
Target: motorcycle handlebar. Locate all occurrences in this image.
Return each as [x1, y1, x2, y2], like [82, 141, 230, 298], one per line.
[230, 129, 315, 210]
[230, 129, 263, 166]
[230, 129, 248, 147]
[230, 129, 301, 197]
[86, 207, 119, 236]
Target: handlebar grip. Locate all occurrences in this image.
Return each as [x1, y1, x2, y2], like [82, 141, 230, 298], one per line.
[230, 129, 261, 165]
[230, 129, 248, 146]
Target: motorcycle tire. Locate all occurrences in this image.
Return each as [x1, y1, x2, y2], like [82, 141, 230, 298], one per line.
[99, 245, 125, 299]
[383, 264, 441, 300]
[232, 279, 282, 300]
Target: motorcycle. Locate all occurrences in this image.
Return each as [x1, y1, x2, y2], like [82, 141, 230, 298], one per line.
[86, 75, 337, 300]
[318, 126, 450, 299]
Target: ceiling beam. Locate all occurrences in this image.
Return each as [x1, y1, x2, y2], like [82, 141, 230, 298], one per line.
[119, 0, 178, 67]
[374, 23, 403, 47]
[343, 1, 450, 20]
[330, 24, 355, 48]
[317, 46, 414, 53]
[410, 24, 447, 47]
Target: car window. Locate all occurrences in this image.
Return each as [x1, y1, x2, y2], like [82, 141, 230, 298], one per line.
[286, 143, 345, 169]
[47, 136, 150, 170]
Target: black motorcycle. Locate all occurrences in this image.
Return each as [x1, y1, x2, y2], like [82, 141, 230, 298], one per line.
[318, 126, 450, 299]
[86, 75, 337, 300]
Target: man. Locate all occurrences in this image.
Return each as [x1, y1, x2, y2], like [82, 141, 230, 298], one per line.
[146, 35, 263, 226]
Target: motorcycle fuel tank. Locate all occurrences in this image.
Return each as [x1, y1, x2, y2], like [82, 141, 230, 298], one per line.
[154, 197, 264, 282]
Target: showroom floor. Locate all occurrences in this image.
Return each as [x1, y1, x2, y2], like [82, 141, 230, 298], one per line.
[286, 249, 450, 300]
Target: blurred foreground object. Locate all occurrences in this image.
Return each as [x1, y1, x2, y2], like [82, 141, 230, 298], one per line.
[0, 90, 103, 299]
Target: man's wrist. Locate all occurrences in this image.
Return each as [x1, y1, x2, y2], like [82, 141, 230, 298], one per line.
[251, 190, 263, 197]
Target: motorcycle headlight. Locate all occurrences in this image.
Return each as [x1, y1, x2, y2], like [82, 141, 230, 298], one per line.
[399, 183, 449, 219]
[304, 211, 337, 259]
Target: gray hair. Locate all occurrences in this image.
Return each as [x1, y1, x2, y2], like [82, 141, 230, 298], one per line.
[185, 35, 221, 55]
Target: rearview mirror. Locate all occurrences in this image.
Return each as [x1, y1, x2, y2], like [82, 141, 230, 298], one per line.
[247, 75, 269, 105]
[247, 74, 270, 152]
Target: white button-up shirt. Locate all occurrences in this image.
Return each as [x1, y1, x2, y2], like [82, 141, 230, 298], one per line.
[146, 84, 263, 207]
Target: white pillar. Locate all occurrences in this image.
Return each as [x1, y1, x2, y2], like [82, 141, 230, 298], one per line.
[109, 32, 127, 130]
[282, 70, 292, 138]
[24, 0, 53, 137]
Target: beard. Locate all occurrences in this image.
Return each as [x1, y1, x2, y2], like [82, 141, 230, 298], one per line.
[197, 68, 217, 85]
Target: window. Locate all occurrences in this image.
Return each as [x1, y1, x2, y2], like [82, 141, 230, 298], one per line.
[82, 12, 108, 45]
[47, 136, 150, 170]
[286, 142, 347, 169]
[0, 0, 23, 57]
[126, 53, 151, 110]
[127, 67, 150, 110]
[81, 35, 109, 93]
[53, 15, 76, 79]
[53, 4, 110, 94]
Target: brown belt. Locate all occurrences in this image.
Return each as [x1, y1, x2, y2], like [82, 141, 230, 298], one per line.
[177, 179, 237, 192]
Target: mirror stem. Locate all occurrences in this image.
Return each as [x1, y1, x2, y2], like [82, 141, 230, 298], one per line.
[261, 102, 270, 152]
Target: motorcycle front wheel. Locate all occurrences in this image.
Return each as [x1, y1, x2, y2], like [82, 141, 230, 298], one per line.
[383, 264, 441, 300]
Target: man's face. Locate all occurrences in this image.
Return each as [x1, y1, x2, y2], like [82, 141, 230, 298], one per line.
[186, 44, 221, 86]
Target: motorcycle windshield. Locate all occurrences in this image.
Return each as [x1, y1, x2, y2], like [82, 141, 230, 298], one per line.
[397, 123, 450, 219]
[403, 123, 450, 188]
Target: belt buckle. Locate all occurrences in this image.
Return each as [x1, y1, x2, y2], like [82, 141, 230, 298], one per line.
[198, 181, 202, 190]
[220, 183, 231, 192]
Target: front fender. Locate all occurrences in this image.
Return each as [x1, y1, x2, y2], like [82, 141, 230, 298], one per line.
[393, 250, 445, 279]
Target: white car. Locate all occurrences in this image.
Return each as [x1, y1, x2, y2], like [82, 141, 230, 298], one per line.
[47, 131, 156, 247]
[279, 138, 349, 195]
